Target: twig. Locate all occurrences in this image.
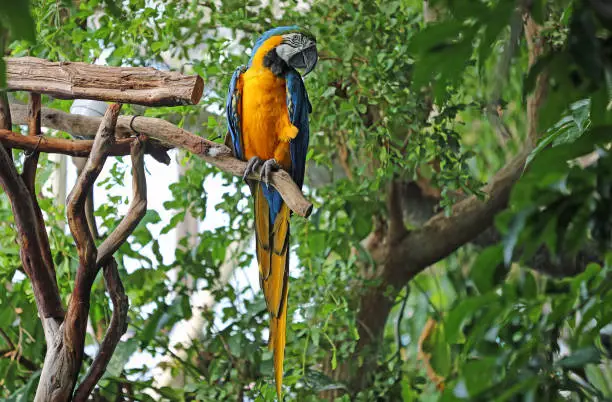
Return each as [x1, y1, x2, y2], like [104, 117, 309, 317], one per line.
[0, 348, 38, 371]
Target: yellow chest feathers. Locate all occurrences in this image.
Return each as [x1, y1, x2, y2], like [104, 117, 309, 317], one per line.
[240, 36, 298, 165]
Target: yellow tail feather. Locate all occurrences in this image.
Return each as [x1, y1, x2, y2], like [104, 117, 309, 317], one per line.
[253, 184, 291, 400]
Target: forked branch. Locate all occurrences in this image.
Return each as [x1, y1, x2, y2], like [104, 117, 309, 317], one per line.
[33, 104, 122, 402]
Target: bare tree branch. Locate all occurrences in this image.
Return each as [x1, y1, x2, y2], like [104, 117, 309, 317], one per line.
[73, 259, 129, 402]
[6, 57, 204, 106]
[97, 138, 147, 266]
[34, 104, 121, 402]
[9, 103, 313, 218]
[0, 129, 157, 158]
[0, 144, 64, 320]
[72, 112, 146, 401]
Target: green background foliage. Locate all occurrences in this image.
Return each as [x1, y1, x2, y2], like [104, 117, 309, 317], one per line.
[1, 0, 612, 401]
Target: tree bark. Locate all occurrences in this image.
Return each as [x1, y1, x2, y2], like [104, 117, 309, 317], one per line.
[6, 57, 204, 106]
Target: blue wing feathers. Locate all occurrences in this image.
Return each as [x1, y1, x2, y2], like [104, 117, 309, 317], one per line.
[226, 66, 246, 160]
[287, 69, 311, 190]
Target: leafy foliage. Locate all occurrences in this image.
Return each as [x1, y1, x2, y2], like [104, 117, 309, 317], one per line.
[1, 0, 612, 401]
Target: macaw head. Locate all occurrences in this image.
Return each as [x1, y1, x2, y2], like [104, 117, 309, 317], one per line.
[249, 26, 318, 76]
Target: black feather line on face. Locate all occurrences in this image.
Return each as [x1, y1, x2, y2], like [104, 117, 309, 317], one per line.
[264, 49, 289, 77]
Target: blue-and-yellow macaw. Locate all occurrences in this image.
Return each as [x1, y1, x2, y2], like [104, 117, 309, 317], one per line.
[225, 26, 317, 398]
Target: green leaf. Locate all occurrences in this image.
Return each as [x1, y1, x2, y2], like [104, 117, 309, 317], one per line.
[301, 369, 348, 393]
[463, 358, 496, 396]
[5, 370, 40, 402]
[470, 245, 503, 294]
[557, 347, 601, 368]
[0, 0, 36, 42]
[502, 209, 531, 266]
[101, 338, 138, 379]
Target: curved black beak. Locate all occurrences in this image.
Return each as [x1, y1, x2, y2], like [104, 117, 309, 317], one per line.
[288, 43, 318, 76]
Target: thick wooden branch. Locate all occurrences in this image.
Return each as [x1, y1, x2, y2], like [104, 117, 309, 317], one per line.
[390, 148, 530, 282]
[0, 145, 64, 319]
[10, 103, 313, 218]
[97, 139, 147, 266]
[67, 103, 120, 321]
[6, 57, 204, 106]
[73, 259, 128, 402]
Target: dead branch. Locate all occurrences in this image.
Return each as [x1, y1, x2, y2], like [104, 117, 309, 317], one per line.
[6, 57, 204, 106]
[0, 129, 158, 158]
[73, 259, 129, 402]
[9, 103, 313, 218]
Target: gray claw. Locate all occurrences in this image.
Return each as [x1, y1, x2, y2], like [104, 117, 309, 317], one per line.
[243, 156, 262, 181]
[260, 159, 280, 185]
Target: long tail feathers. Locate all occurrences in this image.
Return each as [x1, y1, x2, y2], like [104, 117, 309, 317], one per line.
[270, 277, 289, 399]
[253, 184, 291, 400]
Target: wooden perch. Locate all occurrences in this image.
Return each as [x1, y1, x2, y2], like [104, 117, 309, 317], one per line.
[9, 103, 313, 218]
[6, 57, 204, 106]
[0, 129, 155, 158]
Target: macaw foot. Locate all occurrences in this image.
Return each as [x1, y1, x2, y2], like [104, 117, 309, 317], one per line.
[243, 156, 263, 181]
[260, 158, 280, 185]
[243, 157, 280, 185]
